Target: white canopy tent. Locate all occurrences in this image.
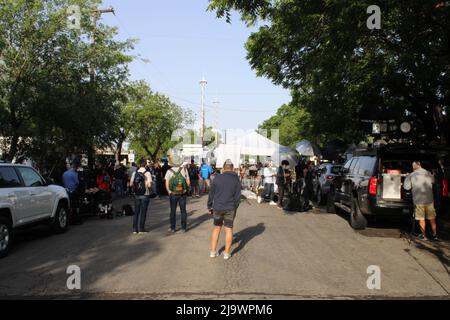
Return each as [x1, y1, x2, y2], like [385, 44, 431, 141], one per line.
[215, 131, 299, 168]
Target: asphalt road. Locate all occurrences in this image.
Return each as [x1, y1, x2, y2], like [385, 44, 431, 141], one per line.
[0, 195, 449, 299]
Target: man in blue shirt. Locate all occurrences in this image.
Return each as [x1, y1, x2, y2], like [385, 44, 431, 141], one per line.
[63, 160, 80, 194]
[200, 160, 213, 194]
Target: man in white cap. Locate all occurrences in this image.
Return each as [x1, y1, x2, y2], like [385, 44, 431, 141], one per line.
[208, 159, 241, 260]
[165, 151, 190, 233]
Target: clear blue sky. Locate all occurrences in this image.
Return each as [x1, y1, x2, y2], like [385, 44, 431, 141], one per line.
[100, 0, 291, 131]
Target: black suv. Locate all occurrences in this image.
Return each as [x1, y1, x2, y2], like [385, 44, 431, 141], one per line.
[327, 144, 449, 229]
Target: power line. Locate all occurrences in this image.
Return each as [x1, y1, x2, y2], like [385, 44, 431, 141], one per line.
[111, 13, 279, 114]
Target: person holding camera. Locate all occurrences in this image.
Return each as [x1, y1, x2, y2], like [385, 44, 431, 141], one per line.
[404, 161, 439, 241]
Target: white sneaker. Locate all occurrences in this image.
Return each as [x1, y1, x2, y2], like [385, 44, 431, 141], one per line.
[223, 252, 231, 260]
[257, 196, 263, 204]
[269, 201, 277, 206]
[210, 251, 219, 258]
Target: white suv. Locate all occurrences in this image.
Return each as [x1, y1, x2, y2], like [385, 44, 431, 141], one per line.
[0, 163, 70, 258]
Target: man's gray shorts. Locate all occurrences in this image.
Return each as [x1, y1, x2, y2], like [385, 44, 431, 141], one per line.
[213, 209, 237, 228]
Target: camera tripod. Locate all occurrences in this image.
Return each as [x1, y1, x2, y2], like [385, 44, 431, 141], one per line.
[400, 208, 417, 245]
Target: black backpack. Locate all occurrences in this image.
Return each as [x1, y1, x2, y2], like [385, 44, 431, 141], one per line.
[284, 193, 304, 212]
[189, 166, 199, 180]
[133, 172, 147, 196]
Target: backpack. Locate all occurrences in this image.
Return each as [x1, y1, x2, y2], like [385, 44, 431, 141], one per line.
[133, 171, 147, 196]
[169, 168, 188, 196]
[122, 204, 134, 216]
[189, 165, 199, 180]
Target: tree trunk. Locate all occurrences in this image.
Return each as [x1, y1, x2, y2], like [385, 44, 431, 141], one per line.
[87, 145, 95, 171]
[143, 142, 162, 162]
[6, 134, 19, 162]
[115, 139, 123, 163]
[433, 104, 448, 146]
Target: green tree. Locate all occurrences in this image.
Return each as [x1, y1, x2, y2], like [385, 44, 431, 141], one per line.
[0, 0, 134, 167]
[259, 103, 313, 147]
[209, 0, 450, 145]
[109, 81, 151, 162]
[128, 91, 193, 162]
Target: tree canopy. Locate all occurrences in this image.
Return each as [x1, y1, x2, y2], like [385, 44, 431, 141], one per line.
[0, 0, 191, 170]
[209, 0, 450, 146]
[127, 84, 193, 162]
[0, 0, 135, 166]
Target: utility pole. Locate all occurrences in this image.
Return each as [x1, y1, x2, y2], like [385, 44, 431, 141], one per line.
[199, 76, 208, 147]
[87, 6, 115, 169]
[90, 6, 115, 81]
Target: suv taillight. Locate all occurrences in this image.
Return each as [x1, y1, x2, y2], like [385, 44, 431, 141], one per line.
[443, 179, 448, 197]
[369, 177, 378, 195]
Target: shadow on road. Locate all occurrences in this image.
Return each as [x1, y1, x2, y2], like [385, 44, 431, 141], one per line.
[407, 242, 450, 277]
[187, 213, 211, 231]
[315, 200, 450, 240]
[1, 216, 162, 297]
[329, 208, 415, 239]
[219, 223, 266, 256]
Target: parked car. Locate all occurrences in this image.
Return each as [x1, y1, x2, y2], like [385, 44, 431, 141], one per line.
[326, 144, 449, 230]
[0, 163, 70, 258]
[313, 164, 343, 205]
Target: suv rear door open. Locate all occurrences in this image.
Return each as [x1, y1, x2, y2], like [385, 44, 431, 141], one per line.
[377, 152, 447, 209]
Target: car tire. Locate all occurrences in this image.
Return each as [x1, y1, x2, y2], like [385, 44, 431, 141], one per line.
[0, 217, 12, 259]
[51, 202, 69, 234]
[350, 197, 368, 230]
[326, 187, 336, 213]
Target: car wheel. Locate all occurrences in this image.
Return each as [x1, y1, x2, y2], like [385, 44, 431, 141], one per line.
[0, 217, 12, 259]
[52, 203, 69, 234]
[326, 187, 336, 213]
[350, 197, 368, 230]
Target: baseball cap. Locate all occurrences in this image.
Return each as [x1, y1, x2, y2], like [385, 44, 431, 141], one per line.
[224, 159, 234, 167]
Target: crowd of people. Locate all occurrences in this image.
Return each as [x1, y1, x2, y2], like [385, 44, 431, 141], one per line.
[124, 155, 240, 260]
[59, 152, 447, 260]
[61, 158, 215, 198]
[237, 158, 316, 212]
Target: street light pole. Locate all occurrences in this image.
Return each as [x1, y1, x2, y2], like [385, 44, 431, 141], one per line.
[213, 98, 220, 144]
[199, 77, 208, 146]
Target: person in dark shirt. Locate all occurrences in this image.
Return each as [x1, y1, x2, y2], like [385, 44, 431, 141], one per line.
[276, 160, 291, 209]
[295, 158, 306, 197]
[207, 159, 241, 260]
[302, 161, 315, 212]
[113, 163, 126, 198]
[153, 161, 164, 199]
[161, 159, 171, 196]
[188, 160, 200, 198]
